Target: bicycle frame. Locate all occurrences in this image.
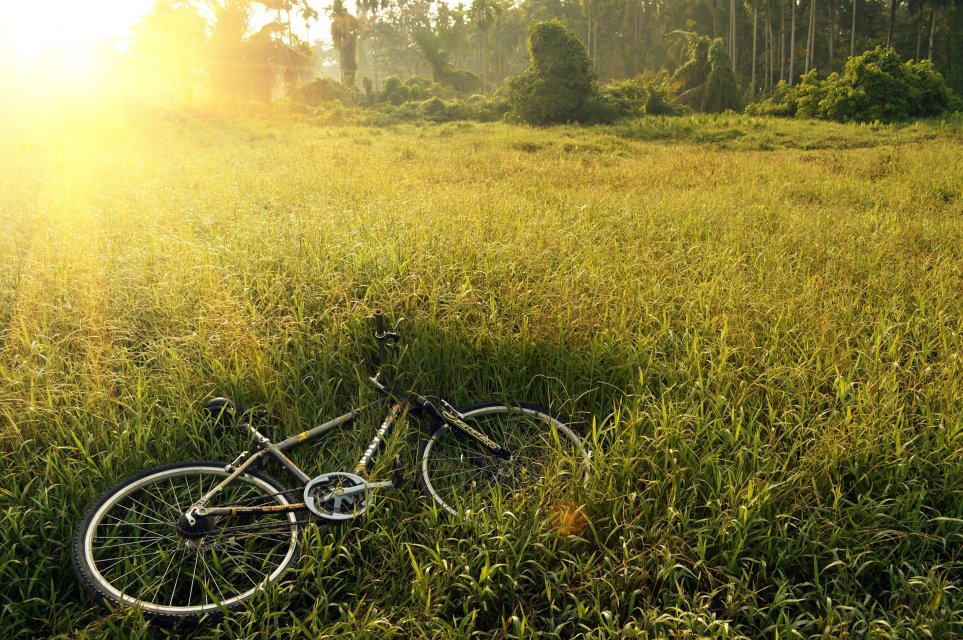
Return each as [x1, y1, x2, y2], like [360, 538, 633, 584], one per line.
[184, 398, 384, 521]
[185, 374, 510, 523]
[184, 308, 517, 525]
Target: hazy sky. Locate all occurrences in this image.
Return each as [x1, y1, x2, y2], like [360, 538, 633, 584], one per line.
[0, 0, 320, 64]
[2, 1, 156, 62]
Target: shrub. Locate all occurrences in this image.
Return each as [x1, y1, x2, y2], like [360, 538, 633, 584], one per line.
[445, 68, 482, 94]
[411, 29, 482, 93]
[669, 33, 739, 113]
[402, 76, 436, 101]
[376, 76, 459, 107]
[745, 80, 798, 117]
[820, 48, 954, 122]
[379, 76, 409, 105]
[701, 40, 740, 113]
[291, 77, 356, 107]
[602, 71, 685, 117]
[505, 20, 614, 125]
[746, 47, 958, 123]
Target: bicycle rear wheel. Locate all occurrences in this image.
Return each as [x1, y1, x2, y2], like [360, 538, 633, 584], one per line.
[72, 461, 301, 625]
[418, 402, 590, 519]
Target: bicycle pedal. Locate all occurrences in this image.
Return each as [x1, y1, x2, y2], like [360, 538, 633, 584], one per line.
[392, 454, 405, 488]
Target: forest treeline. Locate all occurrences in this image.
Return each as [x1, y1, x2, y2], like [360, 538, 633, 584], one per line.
[112, 0, 963, 124]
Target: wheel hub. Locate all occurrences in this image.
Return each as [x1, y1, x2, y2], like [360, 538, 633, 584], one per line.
[175, 513, 215, 539]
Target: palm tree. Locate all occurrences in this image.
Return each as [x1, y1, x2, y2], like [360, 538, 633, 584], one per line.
[746, 0, 759, 96]
[299, 1, 318, 43]
[581, 0, 594, 62]
[730, 0, 738, 73]
[887, 0, 899, 46]
[850, 0, 857, 58]
[789, 0, 797, 85]
[329, 0, 359, 84]
[806, 0, 816, 71]
[470, 0, 501, 92]
[927, 0, 940, 60]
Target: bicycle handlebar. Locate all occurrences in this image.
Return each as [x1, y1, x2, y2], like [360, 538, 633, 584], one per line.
[373, 310, 385, 338]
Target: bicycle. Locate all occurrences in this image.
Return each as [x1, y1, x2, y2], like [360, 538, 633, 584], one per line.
[72, 311, 592, 625]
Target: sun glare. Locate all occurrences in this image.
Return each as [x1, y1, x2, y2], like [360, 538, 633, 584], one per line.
[3, 1, 154, 75]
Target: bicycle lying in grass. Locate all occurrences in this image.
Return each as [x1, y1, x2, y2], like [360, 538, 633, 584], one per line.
[72, 311, 592, 625]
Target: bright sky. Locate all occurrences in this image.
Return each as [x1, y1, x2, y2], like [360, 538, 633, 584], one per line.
[2, 1, 156, 63]
[0, 1, 321, 68]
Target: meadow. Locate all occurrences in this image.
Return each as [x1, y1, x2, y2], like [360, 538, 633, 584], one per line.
[1, 106, 961, 638]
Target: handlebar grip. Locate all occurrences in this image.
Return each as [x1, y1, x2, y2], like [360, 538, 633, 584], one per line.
[374, 310, 385, 336]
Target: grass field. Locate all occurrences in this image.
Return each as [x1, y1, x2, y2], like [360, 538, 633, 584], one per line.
[1, 106, 962, 638]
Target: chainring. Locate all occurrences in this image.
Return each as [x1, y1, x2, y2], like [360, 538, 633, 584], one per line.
[303, 472, 368, 521]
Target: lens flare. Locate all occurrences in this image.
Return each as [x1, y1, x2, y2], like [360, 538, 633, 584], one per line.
[551, 500, 589, 536]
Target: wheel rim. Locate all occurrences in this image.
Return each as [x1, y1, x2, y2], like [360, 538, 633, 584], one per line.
[421, 405, 590, 518]
[83, 465, 299, 616]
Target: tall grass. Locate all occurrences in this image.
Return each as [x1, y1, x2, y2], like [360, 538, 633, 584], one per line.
[1, 106, 961, 638]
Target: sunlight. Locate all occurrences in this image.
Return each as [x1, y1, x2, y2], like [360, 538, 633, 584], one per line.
[3, 1, 153, 71]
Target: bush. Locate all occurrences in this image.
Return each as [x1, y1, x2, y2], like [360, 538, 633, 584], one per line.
[379, 76, 409, 105]
[746, 47, 959, 123]
[363, 74, 504, 123]
[602, 71, 685, 117]
[505, 20, 614, 125]
[820, 48, 954, 122]
[669, 33, 740, 113]
[290, 77, 356, 107]
[376, 76, 459, 106]
[745, 80, 799, 117]
[445, 68, 482, 94]
[701, 40, 740, 113]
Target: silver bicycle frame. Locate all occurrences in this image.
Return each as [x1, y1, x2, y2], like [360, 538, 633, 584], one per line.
[186, 397, 393, 521]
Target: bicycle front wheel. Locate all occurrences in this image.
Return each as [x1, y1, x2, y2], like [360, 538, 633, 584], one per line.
[72, 461, 301, 625]
[418, 402, 591, 519]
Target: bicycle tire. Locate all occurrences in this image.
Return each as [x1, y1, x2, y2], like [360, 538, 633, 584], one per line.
[72, 461, 302, 625]
[417, 402, 591, 519]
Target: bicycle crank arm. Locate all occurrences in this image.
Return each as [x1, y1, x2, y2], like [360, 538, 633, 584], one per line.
[318, 480, 394, 502]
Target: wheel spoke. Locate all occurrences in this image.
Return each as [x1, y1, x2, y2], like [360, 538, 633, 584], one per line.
[77, 463, 300, 619]
[421, 405, 588, 518]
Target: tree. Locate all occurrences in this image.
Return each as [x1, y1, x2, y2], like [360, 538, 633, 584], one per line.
[746, 0, 760, 96]
[506, 20, 611, 124]
[245, 21, 289, 99]
[730, 0, 738, 73]
[670, 30, 713, 101]
[298, 1, 319, 43]
[132, 0, 208, 104]
[669, 31, 740, 110]
[851, 0, 857, 58]
[806, 0, 816, 72]
[703, 39, 741, 110]
[887, 0, 899, 46]
[329, 0, 360, 85]
[208, 0, 254, 96]
[470, 0, 502, 91]
[789, 0, 797, 85]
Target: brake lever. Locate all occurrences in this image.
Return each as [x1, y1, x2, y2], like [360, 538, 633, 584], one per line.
[383, 317, 404, 343]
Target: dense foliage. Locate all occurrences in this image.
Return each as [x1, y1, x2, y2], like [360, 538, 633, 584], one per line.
[288, 74, 505, 124]
[748, 47, 959, 122]
[601, 72, 684, 117]
[115, 0, 963, 111]
[505, 21, 614, 125]
[291, 77, 356, 106]
[666, 33, 741, 114]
